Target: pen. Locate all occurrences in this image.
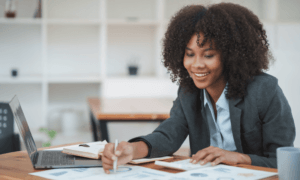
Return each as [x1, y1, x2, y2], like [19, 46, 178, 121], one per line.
[113, 139, 119, 173]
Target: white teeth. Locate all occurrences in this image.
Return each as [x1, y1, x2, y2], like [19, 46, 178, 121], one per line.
[195, 73, 209, 77]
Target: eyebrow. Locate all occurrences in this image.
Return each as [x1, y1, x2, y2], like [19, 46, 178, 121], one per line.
[185, 47, 213, 51]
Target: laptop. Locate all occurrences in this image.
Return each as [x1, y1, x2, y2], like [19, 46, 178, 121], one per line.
[9, 95, 102, 169]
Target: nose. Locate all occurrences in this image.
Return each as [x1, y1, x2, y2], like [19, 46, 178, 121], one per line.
[191, 56, 205, 69]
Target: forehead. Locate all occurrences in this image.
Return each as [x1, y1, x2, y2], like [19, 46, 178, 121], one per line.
[186, 32, 214, 49]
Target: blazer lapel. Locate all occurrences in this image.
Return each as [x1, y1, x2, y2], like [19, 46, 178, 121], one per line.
[200, 91, 210, 148]
[181, 88, 210, 153]
[198, 89, 210, 149]
[229, 97, 243, 153]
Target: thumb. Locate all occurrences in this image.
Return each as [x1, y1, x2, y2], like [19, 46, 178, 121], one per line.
[114, 142, 125, 156]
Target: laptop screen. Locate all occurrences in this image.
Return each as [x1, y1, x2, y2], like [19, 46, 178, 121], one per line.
[9, 95, 37, 165]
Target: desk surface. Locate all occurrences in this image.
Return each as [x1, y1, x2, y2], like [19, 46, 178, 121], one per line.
[88, 98, 173, 120]
[0, 142, 278, 180]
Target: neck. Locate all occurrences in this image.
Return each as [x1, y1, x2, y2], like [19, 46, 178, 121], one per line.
[206, 78, 226, 105]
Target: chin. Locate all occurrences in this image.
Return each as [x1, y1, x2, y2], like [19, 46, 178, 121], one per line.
[193, 80, 209, 89]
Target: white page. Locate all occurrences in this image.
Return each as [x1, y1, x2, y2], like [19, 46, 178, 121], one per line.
[167, 164, 277, 180]
[29, 165, 172, 180]
[130, 156, 173, 164]
[155, 159, 212, 171]
[46, 141, 107, 151]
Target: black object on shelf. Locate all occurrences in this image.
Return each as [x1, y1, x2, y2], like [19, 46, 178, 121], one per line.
[128, 66, 138, 75]
[33, 0, 42, 18]
[11, 69, 18, 77]
[0, 102, 21, 154]
[5, 0, 17, 18]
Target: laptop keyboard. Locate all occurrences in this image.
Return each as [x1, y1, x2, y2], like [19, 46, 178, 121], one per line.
[41, 151, 75, 166]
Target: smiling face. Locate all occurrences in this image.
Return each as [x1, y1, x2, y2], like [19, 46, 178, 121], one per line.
[183, 32, 226, 94]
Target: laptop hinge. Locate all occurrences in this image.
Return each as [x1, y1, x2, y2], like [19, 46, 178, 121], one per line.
[33, 151, 39, 164]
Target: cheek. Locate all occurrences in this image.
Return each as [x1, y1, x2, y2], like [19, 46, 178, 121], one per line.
[183, 59, 190, 71]
[209, 58, 223, 74]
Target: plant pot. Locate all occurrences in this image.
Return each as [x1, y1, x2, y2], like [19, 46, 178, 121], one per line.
[62, 111, 78, 136]
[128, 66, 138, 75]
[11, 69, 18, 77]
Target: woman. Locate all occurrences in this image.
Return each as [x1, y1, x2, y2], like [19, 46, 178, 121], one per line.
[101, 3, 295, 173]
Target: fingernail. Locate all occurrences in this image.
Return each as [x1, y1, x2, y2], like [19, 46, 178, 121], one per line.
[112, 156, 116, 161]
[211, 162, 215, 166]
[200, 161, 205, 165]
[192, 160, 196, 164]
[189, 159, 192, 163]
[105, 170, 110, 174]
[115, 151, 121, 156]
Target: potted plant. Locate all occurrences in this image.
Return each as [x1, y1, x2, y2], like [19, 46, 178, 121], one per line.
[127, 55, 140, 76]
[39, 128, 57, 147]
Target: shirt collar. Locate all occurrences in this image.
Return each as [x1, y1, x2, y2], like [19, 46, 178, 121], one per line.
[203, 83, 229, 111]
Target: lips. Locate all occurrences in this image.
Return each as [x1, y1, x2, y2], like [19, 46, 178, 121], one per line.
[193, 72, 210, 77]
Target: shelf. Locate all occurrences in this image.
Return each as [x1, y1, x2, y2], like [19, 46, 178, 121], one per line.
[107, 19, 159, 26]
[0, 18, 42, 24]
[47, 19, 101, 25]
[106, 75, 159, 81]
[47, 75, 102, 83]
[0, 76, 43, 84]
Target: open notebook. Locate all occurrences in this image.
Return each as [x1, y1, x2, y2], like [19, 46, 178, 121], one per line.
[62, 141, 108, 159]
[61, 140, 173, 164]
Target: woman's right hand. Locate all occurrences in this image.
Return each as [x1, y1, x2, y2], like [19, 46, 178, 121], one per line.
[101, 141, 134, 174]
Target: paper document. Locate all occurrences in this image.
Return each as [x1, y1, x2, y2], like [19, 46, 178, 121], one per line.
[129, 156, 173, 164]
[155, 159, 212, 170]
[29, 165, 172, 180]
[167, 164, 277, 180]
[47, 141, 107, 151]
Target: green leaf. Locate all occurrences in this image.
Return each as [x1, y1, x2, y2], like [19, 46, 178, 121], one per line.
[48, 130, 57, 140]
[39, 127, 47, 133]
[42, 142, 51, 147]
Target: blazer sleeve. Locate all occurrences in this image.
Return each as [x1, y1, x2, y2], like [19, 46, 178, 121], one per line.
[128, 86, 189, 158]
[248, 82, 296, 168]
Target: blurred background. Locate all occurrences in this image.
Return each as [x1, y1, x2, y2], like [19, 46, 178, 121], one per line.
[0, 0, 299, 151]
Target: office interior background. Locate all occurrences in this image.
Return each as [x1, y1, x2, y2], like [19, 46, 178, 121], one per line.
[0, 0, 299, 150]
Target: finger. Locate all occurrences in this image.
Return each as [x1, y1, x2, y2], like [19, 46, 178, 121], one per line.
[102, 155, 114, 165]
[117, 155, 134, 166]
[104, 169, 110, 174]
[211, 157, 224, 166]
[192, 146, 221, 163]
[192, 150, 209, 164]
[200, 153, 218, 165]
[190, 154, 195, 163]
[103, 162, 114, 170]
[103, 143, 117, 161]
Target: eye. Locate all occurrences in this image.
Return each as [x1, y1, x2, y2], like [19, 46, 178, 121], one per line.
[205, 54, 214, 58]
[186, 53, 194, 57]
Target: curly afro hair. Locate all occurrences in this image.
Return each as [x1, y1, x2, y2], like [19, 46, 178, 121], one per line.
[162, 3, 274, 99]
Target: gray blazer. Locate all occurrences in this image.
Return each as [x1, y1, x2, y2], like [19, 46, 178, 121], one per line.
[129, 73, 295, 168]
